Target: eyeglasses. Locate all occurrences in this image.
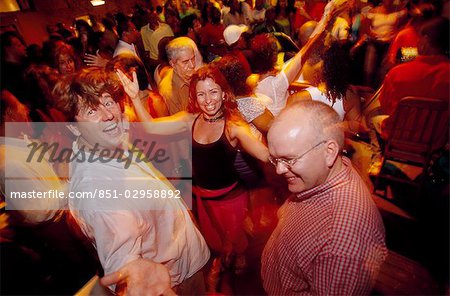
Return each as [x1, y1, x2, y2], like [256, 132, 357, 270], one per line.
[268, 140, 327, 168]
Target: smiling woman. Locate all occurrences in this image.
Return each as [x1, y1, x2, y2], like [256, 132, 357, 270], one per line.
[187, 65, 269, 291]
[51, 42, 79, 76]
[117, 64, 269, 292]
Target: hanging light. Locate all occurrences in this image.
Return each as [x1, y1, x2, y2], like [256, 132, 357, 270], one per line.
[90, 0, 105, 6]
[0, 0, 20, 12]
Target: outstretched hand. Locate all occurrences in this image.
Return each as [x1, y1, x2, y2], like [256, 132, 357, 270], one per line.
[100, 258, 176, 296]
[116, 69, 140, 100]
[84, 50, 109, 67]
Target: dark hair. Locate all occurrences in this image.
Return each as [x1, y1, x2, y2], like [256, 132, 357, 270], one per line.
[54, 68, 125, 121]
[210, 7, 222, 24]
[24, 64, 60, 108]
[165, 7, 180, 21]
[0, 31, 25, 60]
[131, 8, 148, 30]
[188, 64, 238, 117]
[419, 17, 449, 55]
[322, 42, 350, 105]
[106, 53, 149, 91]
[157, 36, 174, 63]
[75, 19, 93, 35]
[102, 17, 116, 31]
[250, 34, 278, 74]
[180, 13, 198, 35]
[115, 12, 129, 26]
[26, 44, 43, 64]
[275, 0, 294, 16]
[216, 55, 252, 96]
[229, 0, 242, 13]
[117, 18, 133, 39]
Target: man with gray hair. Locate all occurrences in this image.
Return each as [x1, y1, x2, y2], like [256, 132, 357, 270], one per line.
[262, 101, 387, 295]
[158, 37, 200, 115]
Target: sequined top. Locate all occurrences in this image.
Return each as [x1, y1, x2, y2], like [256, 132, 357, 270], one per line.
[236, 95, 267, 139]
[236, 96, 266, 123]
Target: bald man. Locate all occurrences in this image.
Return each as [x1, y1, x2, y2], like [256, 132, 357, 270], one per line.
[261, 101, 387, 295]
[298, 21, 317, 47]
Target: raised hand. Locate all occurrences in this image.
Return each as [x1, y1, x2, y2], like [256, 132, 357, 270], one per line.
[116, 69, 139, 100]
[331, 0, 350, 18]
[84, 50, 109, 67]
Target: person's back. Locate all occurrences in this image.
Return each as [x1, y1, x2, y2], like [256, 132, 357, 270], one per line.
[200, 7, 227, 61]
[379, 17, 450, 116]
[380, 55, 449, 114]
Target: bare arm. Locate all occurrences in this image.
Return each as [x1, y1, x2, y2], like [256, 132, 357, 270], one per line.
[116, 70, 191, 135]
[145, 91, 170, 118]
[250, 108, 274, 134]
[228, 122, 269, 163]
[286, 90, 312, 105]
[343, 87, 368, 133]
[283, 2, 344, 83]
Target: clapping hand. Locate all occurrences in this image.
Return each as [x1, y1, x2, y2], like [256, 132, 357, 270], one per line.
[116, 69, 140, 101]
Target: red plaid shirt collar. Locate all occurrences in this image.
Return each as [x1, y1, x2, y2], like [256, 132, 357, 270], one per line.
[293, 156, 352, 202]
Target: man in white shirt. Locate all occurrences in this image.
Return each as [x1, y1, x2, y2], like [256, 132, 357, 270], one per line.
[56, 68, 210, 294]
[113, 19, 141, 58]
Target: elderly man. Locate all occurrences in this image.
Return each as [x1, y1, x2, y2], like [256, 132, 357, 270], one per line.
[158, 37, 199, 115]
[56, 68, 209, 295]
[262, 101, 387, 295]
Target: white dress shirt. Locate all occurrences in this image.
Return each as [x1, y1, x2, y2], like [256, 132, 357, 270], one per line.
[68, 142, 209, 286]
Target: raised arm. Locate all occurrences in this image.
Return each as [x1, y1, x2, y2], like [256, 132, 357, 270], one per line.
[283, 1, 347, 83]
[116, 70, 192, 135]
